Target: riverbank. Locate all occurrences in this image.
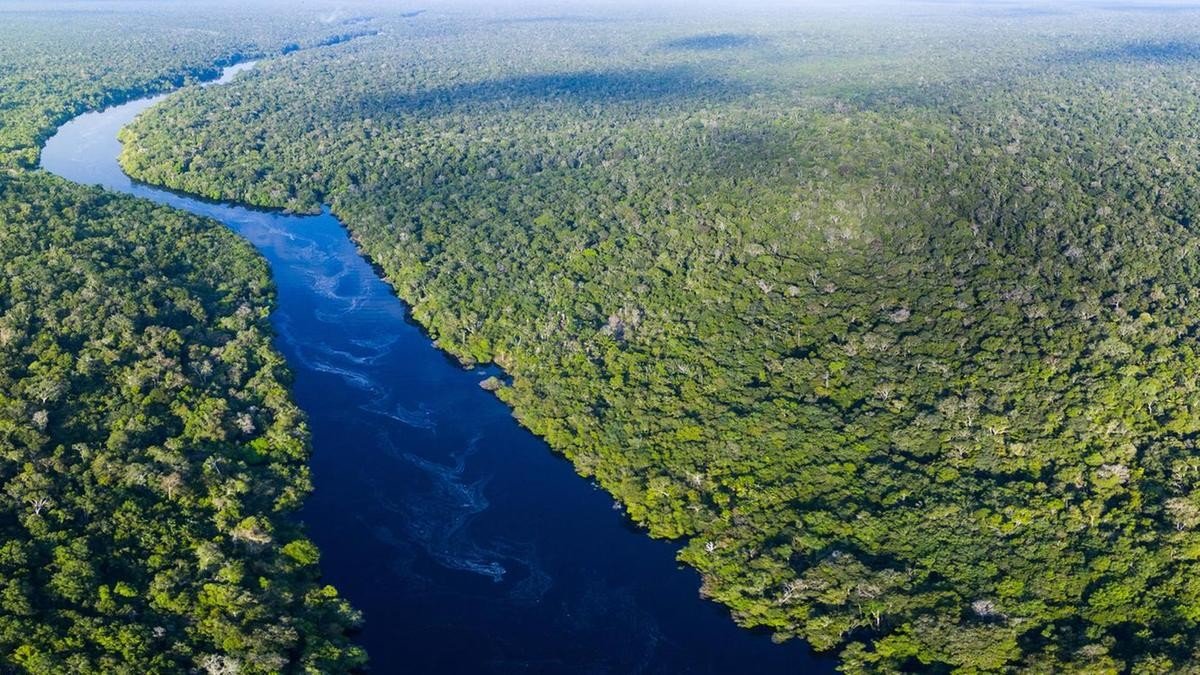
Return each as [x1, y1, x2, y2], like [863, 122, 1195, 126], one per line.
[40, 58, 829, 673]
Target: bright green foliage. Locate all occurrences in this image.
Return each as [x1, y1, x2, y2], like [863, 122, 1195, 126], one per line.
[0, 1, 374, 170]
[117, 3, 1200, 671]
[0, 2, 369, 671]
[0, 174, 365, 671]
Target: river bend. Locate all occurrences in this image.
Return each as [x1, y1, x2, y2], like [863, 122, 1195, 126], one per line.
[39, 60, 827, 674]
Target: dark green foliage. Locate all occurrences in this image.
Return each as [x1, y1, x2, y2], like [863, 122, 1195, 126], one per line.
[0, 173, 364, 672]
[116, 3, 1200, 671]
[0, 3, 369, 671]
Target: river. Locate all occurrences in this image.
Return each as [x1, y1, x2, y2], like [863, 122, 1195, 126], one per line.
[39, 61, 830, 674]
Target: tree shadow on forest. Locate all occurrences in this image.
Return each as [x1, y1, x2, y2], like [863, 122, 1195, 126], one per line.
[827, 79, 963, 114]
[659, 33, 765, 52]
[1055, 40, 1200, 65]
[356, 67, 750, 116]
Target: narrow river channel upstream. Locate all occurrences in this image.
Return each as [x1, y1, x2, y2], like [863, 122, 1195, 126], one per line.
[39, 60, 830, 674]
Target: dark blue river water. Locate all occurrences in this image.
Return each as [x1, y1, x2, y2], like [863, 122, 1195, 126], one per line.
[39, 62, 829, 674]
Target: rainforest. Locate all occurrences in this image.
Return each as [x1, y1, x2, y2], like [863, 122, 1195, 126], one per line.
[9, 0, 1200, 672]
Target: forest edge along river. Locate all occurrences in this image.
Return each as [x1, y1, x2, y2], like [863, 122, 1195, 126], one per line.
[39, 57, 831, 674]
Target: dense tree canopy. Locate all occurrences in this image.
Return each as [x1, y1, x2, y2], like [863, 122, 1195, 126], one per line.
[0, 2, 369, 671]
[118, 3, 1200, 671]
[0, 174, 364, 672]
[0, 1, 374, 170]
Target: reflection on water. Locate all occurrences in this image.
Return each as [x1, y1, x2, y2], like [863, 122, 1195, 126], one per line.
[40, 63, 830, 674]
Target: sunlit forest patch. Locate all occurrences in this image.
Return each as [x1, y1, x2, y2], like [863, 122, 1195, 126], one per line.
[108, 1, 1200, 671]
[0, 4, 371, 671]
[16, 0, 1200, 671]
